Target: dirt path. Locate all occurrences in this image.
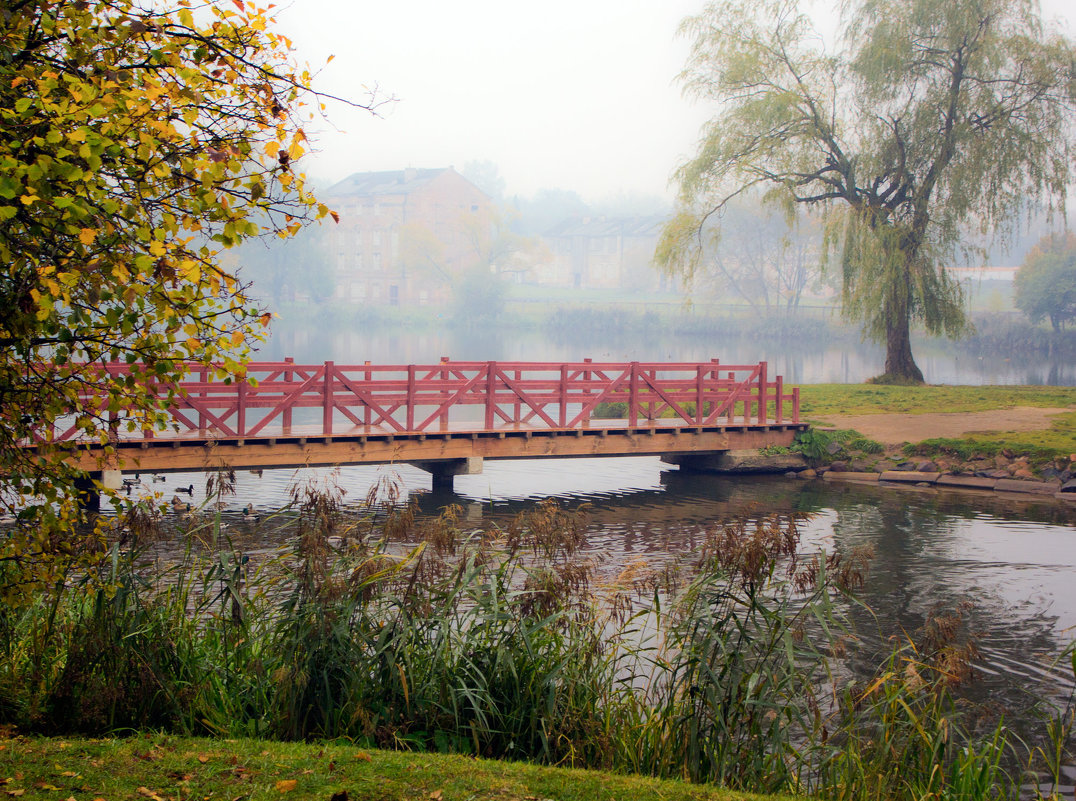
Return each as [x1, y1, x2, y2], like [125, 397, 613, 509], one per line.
[818, 406, 1071, 446]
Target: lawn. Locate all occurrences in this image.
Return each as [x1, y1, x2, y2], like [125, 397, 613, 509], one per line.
[0, 734, 797, 801]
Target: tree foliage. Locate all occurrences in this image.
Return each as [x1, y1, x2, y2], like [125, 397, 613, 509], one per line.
[0, 0, 366, 592]
[659, 0, 1076, 382]
[1015, 233, 1076, 332]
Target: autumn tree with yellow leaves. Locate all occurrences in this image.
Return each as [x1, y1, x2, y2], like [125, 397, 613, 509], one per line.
[0, 0, 367, 591]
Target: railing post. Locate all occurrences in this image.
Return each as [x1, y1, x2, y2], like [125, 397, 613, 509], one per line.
[485, 361, 496, 429]
[775, 374, 784, 424]
[406, 364, 416, 431]
[793, 386, 800, 423]
[323, 361, 334, 435]
[629, 361, 639, 427]
[710, 358, 720, 421]
[282, 357, 293, 434]
[364, 360, 372, 427]
[514, 368, 521, 423]
[559, 364, 568, 427]
[237, 378, 247, 436]
[583, 358, 592, 426]
[728, 371, 736, 423]
[439, 356, 449, 429]
[199, 364, 208, 434]
[758, 361, 767, 425]
[695, 364, 704, 425]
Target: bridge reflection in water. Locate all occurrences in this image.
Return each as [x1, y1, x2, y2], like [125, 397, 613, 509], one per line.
[52, 358, 804, 497]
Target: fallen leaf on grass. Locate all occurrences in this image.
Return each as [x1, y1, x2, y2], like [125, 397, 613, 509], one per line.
[197, 754, 210, 764]
[352, 752, 371, 762]
[136, 786, 165, 801]
[275, 779, 298, 793]
[430, 791, 443, 800]
[5, 790, 24, 797]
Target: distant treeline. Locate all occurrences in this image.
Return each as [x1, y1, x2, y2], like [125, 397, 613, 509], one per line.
[958, 313, 1076, 357]
[542, 306, 837, 344]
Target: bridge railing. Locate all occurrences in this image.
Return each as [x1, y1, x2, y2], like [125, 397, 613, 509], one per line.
[53, 358, 799, 442]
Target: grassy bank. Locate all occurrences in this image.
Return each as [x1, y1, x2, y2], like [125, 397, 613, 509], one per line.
[799, 384, 1076, 417]
[0, 734, 794, 801]
[799, 384, 1076, 464]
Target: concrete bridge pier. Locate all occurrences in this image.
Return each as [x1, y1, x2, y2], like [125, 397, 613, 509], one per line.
[73, 469, 123, 512]
[411, 457, 484, 492]
[662, 450, 807, 474]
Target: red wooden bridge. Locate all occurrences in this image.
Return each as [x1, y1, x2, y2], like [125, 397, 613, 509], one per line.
[59, 358, 805, 492]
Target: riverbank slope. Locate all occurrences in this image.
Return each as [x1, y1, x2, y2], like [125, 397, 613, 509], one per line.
[796, 384, 1076, 493]
[0, 734, 798, 801]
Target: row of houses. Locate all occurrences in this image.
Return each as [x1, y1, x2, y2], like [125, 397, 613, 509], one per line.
[319, 167, 673, 305]
[315, 166, 1018, 308]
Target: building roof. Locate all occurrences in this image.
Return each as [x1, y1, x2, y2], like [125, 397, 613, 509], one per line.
[325, 168, 450, 198]
[543, 215, 667, 239]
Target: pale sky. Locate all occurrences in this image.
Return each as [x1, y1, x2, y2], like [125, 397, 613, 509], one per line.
[276, 0, 1076, 204]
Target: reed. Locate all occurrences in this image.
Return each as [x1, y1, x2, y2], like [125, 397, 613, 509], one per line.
[0, 482, 1071, 800]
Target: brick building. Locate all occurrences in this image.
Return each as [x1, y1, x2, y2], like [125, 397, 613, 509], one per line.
[323, 167, 493, 305]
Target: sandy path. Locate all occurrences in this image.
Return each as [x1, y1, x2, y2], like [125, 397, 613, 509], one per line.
[818, 406, 1072, 446]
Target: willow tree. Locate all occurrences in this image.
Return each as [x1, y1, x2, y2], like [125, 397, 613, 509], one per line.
[0, 0, 374, 593]
[659, 0, 1075, 383]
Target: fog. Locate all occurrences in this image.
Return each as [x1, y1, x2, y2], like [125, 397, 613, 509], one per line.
[275, 0, 1076, 205]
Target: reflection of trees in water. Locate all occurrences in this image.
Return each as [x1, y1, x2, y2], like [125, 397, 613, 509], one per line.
[822, 487, 1072, 738]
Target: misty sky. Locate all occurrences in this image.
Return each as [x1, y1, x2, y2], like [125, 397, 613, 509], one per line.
[277, 0, 1076, 205]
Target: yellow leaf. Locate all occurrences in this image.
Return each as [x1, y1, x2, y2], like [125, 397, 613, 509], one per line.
[429, 791, 443, 800]
[274, 779, 297, 793]
[78, 228, 97, 245]
[230, 330, 244, 346]
[353, 752, 371, 762]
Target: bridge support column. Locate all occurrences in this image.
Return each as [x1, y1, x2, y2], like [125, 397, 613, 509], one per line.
[411, 457, 484, 492]
[662, 450, 807, 474]
[73, 474, 101, 512]
[72, 470, 122, 512]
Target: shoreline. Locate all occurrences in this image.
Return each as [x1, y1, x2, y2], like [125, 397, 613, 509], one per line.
[813, 466, 1076, 504]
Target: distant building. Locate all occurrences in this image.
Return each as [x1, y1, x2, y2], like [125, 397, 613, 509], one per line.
[538, 215, 671, 291]
[323, 167, 493, 305]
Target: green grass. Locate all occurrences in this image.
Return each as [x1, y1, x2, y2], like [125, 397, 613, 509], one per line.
[798, 384, 1076, 417]
[797, 384, 1076, 461]
[0, 734, 799, 801]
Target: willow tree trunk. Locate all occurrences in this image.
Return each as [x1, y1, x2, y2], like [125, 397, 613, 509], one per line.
[883, 309, 925, 383]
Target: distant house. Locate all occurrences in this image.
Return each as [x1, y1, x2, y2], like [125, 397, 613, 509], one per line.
[539, 215, 671, 291]
[323, 167, 493, 305]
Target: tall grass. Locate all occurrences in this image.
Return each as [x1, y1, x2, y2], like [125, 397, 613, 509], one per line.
[0, 480, 1071, 800]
